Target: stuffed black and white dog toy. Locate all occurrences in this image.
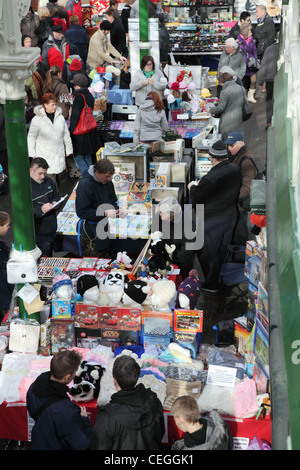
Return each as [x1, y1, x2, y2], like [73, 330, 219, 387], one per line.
[69, 361, 104, 402]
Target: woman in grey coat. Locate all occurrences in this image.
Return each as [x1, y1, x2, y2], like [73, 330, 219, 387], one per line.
[209, 72, 245, 141]
[133, 91, 168, 146]
[130, 55, 166, 106]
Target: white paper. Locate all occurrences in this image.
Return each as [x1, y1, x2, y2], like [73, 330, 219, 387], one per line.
[52, 195, 67, 210]
[206, 364, 237, 388]
[18, 283, 39, 304]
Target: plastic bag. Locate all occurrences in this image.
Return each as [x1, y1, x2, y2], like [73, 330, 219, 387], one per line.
[248, 436, 271, 450]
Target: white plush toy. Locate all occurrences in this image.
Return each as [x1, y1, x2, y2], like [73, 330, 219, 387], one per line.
[151, 279, 177, 312]
[102, 271, 129, 306]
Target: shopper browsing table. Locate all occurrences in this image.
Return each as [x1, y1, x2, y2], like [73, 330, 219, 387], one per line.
[188, 140, 240, 292]
[130, 55, 167, 107]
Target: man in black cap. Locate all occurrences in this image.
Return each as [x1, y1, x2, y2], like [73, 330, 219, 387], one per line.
[41, 24, 70, 70]
[86, 19, 127, 72]
[188, 140, 241, 292]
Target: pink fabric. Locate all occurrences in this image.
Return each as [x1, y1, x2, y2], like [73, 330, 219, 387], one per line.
[234, 377, 259, 418]
[19, 377, 35, 403]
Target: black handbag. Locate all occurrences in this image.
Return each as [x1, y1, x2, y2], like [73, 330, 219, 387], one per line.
[242, 94, 252, 122]
[248, 56, 261, 73]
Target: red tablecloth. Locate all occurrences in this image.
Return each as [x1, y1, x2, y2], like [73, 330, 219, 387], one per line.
[0, 399, 271, 448]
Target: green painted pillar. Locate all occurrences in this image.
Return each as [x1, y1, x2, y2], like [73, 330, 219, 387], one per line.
[139, 0, 149, 62]
[3, 99, 35, 251]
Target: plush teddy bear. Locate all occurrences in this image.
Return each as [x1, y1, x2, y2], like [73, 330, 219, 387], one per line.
[69, 361, 104, 402]
[147, 231, 175, 275]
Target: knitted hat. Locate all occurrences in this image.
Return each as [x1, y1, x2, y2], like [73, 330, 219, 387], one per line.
[52, 267, 73, 293]
[69, 58, 83, 72]
[209, 140, 228, 159]
[100, 20, 112, 31]
[152, 280, 176, 303]
[123, 280, 151, 305]
[51, 24, 64, 33]
[77, 274, 99, 297]
[175, 269, 201, 310]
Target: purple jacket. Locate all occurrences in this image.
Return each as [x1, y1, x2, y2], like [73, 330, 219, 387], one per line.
[237, 35, 258, 76]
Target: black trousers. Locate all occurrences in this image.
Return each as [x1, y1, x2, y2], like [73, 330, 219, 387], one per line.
[265, 80, 274, 125]
[197, 213, 237, 290]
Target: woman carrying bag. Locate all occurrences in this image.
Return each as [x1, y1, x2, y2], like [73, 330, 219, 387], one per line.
[69, 74, 102, 176]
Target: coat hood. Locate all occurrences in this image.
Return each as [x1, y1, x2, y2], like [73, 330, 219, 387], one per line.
[100, 384, 161, 430]
[33, 104, 63, 118]
[139, 100, 156, 112]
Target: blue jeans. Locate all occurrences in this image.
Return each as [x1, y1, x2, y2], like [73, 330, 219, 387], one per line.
[74, 154, 92, 176]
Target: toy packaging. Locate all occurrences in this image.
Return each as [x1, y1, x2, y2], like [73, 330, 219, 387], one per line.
[98, 306, 118, 329]
[50, 319, 76, 354]
[117, 307, 142, 330]
[172, 331, 198, 359]
[173, 309, 203, 333]
[51, 299, 72, 319]
[244, 241, 265, 287]
[100, 329, 139, 351]
[75, 327, 102, 349]
[74, 303, 99, 329]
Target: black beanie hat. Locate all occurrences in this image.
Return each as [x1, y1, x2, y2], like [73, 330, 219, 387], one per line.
[77, 275, 99, 297]
[209, 140, 228, 159]
[100, 20, 112, 31]
[124, 280, 150, 304]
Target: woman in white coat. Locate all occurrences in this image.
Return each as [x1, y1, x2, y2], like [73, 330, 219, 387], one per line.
[27, 92, 73, 187]
[130, 55, 167, 107]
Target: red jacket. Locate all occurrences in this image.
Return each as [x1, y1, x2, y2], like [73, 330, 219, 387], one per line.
[48, 44, 70, 71]
[66, 0, 83, 26]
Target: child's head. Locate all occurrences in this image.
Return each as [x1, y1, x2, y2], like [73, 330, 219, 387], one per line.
[171, 395, 200, 431]
[0, 211, 10, 237]
[50, 350, 82, 384]
[112, 355, 140, 391]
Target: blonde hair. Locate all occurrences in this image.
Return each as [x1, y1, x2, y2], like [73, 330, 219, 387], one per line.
[171, 396, 200, 424]
[240, 22, 252, 38]
[38, 6, 50, 20]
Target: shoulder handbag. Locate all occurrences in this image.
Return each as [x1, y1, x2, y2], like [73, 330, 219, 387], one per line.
[242, 93, 252, 122]
[73, 93, 98, 136]
[247, 56, 261, 72]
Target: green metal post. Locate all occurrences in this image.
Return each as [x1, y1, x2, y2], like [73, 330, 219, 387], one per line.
[139, 0, 149, 62]
[3, 99, 40, 323]
[3, 99, 35, 251]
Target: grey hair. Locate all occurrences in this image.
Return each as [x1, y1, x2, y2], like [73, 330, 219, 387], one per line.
[225, 37, 238, 49]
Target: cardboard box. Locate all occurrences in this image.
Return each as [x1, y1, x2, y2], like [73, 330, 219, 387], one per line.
[142, 311, 173, 337]
[100, 329, 139, 351]
[117, 307, 141, 330]
[170, 162, 187, 183]
[75, 327, 102, 348]
[51, 319, 75, 354]
[172, 331, 198, 358]
[173, 309, 203, 333]
[143, 334, 171, 351]
[244, 241, 265, 287]
[51, 299, 72, 319]
[174, 139, 184, 162]
[74, 303, 99, 329]
[40, 318, 51, 347]
[156, 162, 171, 187]
[98, 306, 118, 329]
[151, 186, 179, 203]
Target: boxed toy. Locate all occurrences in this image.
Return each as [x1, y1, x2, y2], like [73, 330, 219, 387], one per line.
[173, 309, 203, 333]
[100, 329, 139, 351]
[98, 306, 118, 329]
[172, 331, 198, 359]
[79, 257, 98, 271]
[247, 282, 258, 330]
[234, 316, 251, 356]
[257, 282, 269, 332]
[74, 303, 99, 329]
[51, 299, 72, 319]
[156, 162, 171, 187]
[253, 320, 269, 378]
[142, 311, 173, 337]
[244, 240, 265, 287]
[75, 327, 102, 349]
[117, 307, 141, 330]
[51, 319, 76, 354]
[143, 334, 171, 352]
[40, 318, 51, 347]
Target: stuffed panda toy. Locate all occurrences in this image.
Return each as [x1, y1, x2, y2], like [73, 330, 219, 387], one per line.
[69, 361, 104, 402]
[103, 271, 130, 306]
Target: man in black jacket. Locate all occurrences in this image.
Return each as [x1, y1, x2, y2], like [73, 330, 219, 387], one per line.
[229, 10, 251, 40]
[90, 355, 165, 450]
[30, 157, 62, 257]
[253, 5, 276, 60]
[105, 7, 128, 58]
[188, 140, 240, 292]
[75, 159, 119, 256]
